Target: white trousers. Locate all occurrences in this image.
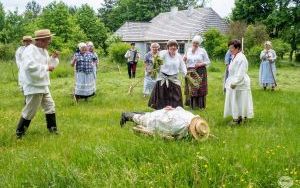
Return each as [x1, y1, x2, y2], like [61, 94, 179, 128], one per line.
[22, 93, 55, 120]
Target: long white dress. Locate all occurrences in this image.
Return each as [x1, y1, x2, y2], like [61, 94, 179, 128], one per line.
[224, 52, 254, 119]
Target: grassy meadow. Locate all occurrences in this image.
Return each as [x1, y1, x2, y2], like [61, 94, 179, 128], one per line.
[0, 59, 299, 187]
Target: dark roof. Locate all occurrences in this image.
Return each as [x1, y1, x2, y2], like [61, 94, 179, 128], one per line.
[115, 7, 229, 42]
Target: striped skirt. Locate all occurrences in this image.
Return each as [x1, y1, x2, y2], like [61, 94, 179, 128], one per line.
[74, 72, 96, 97]
[184, 66, 208, 109]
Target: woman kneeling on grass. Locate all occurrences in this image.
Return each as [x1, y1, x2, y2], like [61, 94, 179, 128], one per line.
[120, 106, 210, 141]
[224, 39, 254, 125]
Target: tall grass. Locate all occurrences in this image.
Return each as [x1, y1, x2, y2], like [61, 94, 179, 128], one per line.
[0, 59, 299, 187]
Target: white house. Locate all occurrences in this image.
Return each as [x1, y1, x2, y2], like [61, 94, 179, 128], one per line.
[115, 7, 229, 58]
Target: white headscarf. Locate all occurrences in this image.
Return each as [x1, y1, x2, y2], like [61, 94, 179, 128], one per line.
[78, 42, 87, 49]
[192, 35, 203, 44]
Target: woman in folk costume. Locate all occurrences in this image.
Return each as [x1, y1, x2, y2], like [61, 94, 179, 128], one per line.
[120, 106, 210, 141]
[148, 39, 187, 110]
[259, 41, 277, 91]
[86, 41, 99, 91]
[224, 39, 254, 125]
[183, 35, 210, 109]
[143, 43, 160, 97]
[71, 42, 98, 101]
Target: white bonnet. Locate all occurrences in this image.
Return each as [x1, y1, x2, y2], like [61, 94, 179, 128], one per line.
[192, 35, 203, 44]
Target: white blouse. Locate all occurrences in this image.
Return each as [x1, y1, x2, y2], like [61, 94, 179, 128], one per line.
[185, 47, 211, 68]
[225, 52, 251, 90]
[159, 50, 187, 76]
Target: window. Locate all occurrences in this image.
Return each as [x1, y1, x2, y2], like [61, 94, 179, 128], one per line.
[179, 43, 185, 54]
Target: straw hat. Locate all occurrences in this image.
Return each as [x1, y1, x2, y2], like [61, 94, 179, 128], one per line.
[188, 117, 210, 141]
[33, 29, 55, 39]
[192, 35, 203, 44]
[167, 39, 178, 48]
[22, 36, 32, 41]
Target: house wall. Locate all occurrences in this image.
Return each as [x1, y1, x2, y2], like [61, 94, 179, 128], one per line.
[135, 42, 147, 60]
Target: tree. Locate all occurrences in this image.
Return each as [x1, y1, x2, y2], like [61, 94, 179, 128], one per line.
[227, 21, 248, 40]
[76, 4, 108, 49]
[232, 0, 276, 23]
[24, 0, 41, 19]
[38, 2, 87, 50]
[0, 3, 5, 32]
[0, 10, 24, 44]
[244, 23, 269, 50]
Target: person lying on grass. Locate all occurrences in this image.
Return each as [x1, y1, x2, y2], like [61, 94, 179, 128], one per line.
[120, 106, 209, 141]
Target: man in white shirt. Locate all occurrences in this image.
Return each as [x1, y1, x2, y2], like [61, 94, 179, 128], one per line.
[15, 36, 33, 89]
[16, 29, 59, 139]
[120, 106, 210, 141]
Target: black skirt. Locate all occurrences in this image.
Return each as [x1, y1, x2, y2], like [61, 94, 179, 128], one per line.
[148, 80, 183, 110]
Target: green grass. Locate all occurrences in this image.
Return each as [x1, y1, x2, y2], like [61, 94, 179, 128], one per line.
[0, 60, 299, 187]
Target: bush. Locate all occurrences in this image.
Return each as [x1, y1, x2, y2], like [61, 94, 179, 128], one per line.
[244, 23, 269, 49]
[0, 43, 16, 61]
[271, 39, 290, 59]
[107, 42, 130, 64]
[246, 45, 262, 65]
[105, 34, 122, 47]
[203, 28, 228, 59]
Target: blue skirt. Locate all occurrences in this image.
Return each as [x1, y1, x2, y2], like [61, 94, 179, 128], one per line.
[143, 75, 156, 95]
[259, 61, 276, 87]
[75, 72, 96, 96]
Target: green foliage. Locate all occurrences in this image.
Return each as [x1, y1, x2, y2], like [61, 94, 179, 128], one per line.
[75, 4, 108, 49]
[271, 39, 290, 59]
[227, 21, 247, 40]
[0, 43, 16, 60]
[246, 45, 262, 65]
[105, 34, 122, 47]
[38, 2, 87, 50]
[232, 0, 276, 24]
[244, 24, 269, 50]
[295, 52, 300, 62]
[203, 28, 228, 59]
[107, 42, 130, 64]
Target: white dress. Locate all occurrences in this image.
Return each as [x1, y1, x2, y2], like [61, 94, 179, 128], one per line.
[132, 107, 196, 138]
[224, 52, 254, 119]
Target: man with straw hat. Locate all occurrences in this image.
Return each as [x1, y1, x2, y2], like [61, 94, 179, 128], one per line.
[15, 36, 33, 89]
[16, 29, 59, 138]
[120, 106, 210, 141]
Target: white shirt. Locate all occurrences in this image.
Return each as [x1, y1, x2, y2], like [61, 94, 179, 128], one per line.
[20, 44, 59, 95]
[141, 107, 196, 138]
[159, 50, 187, 76]
[15, 46, 26, 69]
[225, 52, 251, 90]
[185, 47, 211, 68]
